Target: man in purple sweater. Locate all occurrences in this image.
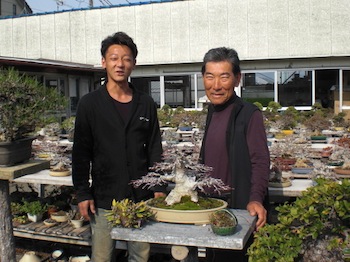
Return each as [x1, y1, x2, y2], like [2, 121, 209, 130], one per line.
[200, 47, 270, 262]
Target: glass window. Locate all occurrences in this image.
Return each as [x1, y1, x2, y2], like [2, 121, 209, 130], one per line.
[315, 69, 338, 109]
[131, 77, 161, 107]
[242, 72, 274, 106]
[278, 70, 312, 107]
[164, 75, 192, 108]
[13, 4, 17, 15]
[196, 74, 207, 108]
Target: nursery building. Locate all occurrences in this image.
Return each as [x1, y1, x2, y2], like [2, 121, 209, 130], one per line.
[0, 0, 350, 117]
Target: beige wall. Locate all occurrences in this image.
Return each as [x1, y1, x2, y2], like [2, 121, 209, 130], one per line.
[0, 0, 349, 67]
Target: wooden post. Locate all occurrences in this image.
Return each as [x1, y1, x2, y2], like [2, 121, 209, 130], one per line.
[0, 179, 16, 262]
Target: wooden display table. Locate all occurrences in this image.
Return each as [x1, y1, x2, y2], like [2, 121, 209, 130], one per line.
[111, 209, 256, 261]
[13, 220, 91, 246]
[0, 160, 50, 262]
[268, 179, 314, 197]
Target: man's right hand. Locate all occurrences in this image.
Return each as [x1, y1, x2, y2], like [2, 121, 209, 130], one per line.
[78, 200, 96, 221]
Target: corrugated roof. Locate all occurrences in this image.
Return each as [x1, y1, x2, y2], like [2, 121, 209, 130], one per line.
[1, 0, 185, 19]
[0, 56, 103, 73]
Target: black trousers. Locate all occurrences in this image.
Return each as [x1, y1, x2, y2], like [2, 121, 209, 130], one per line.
[205, 234, 253, 262]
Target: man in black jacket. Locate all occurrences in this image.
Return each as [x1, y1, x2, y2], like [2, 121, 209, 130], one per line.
[72, 32, 163, 262]
[200, 47, 270, 262]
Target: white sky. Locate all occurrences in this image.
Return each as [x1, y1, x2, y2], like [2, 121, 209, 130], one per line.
[25, 0, 151, 14]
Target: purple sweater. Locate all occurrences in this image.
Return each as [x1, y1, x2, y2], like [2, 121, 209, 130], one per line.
[203, 97, 270, 207]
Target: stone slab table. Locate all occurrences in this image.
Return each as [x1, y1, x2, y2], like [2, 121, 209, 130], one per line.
[111, 209, 256, 262]
[0, 160, 50, 262]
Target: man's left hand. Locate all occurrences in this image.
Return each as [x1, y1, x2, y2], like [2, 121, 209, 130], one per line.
[246, 201, 267, 231]
[154, 192, 166, 198]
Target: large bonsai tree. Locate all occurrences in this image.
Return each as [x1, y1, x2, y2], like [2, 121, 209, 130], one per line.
[132, 145, 230, 205]
[0, 67, 67, 142]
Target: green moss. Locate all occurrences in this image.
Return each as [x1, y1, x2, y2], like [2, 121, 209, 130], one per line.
[148, 196, 224, 210]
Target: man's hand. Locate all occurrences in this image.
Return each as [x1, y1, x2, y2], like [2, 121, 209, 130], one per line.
[154, 192, 166, 198]
[246, 201, 267, 231]
[78, 199, 96, 221]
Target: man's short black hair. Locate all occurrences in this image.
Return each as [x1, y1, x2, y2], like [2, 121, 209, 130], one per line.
[100, 32, 138, 60]
[201, 47, 241, 76]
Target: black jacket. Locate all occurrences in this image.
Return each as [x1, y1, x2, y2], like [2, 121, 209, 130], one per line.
[72, 84, 162, 209]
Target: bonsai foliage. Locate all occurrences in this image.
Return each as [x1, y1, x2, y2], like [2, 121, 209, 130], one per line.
[248, 178, 350, 261]
[0, 67, 67, 142]
[132, 145, 231, 206]
[105, 198, 154, 228]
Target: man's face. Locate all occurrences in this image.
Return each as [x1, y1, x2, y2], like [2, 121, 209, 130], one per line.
[203, 61, 241, 105]
[101, 44, 135, 83]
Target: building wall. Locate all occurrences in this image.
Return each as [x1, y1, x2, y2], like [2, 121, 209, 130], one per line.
[0, 0, 349, 67]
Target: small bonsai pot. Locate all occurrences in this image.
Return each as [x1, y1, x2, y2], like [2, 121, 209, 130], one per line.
[209, 209, 238, 236]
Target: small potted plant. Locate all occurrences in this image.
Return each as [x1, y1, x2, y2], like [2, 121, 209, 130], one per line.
[209, 209, 238, 236]
[67, 210, 84, 228]
[21, 199, 48, 222]
[105, 198, 154, 228]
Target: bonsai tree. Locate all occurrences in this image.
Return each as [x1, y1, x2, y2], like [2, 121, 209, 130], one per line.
[132, 145, 230, 206]
[157, 104, 173, 127]
[61, 116, 75, 141]
[303, 111, 332, 135]
[247, 178, 350, 261]
[0, 67, 67, 142]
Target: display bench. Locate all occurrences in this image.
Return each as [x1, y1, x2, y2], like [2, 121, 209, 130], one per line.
[13, 221, 91, 246]
[268, 179, 315, 197]
[0, 160, 50, 262]
[111, 209, 256, 261]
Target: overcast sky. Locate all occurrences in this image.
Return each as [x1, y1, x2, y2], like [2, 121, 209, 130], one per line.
[26, 0, 149, 14]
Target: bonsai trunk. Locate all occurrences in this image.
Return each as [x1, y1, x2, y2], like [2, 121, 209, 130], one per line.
[0, 179, 16, 262]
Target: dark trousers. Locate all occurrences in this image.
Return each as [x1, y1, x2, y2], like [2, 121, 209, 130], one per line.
[205, 234, 253, 262]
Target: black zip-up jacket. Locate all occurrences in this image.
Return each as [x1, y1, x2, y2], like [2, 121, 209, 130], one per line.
[72, 84, 162, 209]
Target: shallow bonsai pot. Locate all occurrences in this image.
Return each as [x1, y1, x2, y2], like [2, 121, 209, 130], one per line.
[146, 198, 227, 224]
[281, 130, 294, 136]
[210, 209, 238, 236]
[211, 224, 236, 236]
[268, 179, 292, 188]
[43, 218, 57, 227]
[70, 218, 84, 228]
[51, 211, 69, 222]
[49, 169, 71, 177]
[291, 167, 313, 174]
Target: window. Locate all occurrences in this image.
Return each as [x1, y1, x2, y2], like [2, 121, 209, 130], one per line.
[242, 72, 274, 106]
[164, 75, 193, 108]
[315, 69, 338, 109]
[13, 4, 17, 15]
[131, 77, 161, 107]
[278, 70, 312, 107]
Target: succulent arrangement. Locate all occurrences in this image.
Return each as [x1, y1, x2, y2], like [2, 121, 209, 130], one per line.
[105, 198, 154, 228]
